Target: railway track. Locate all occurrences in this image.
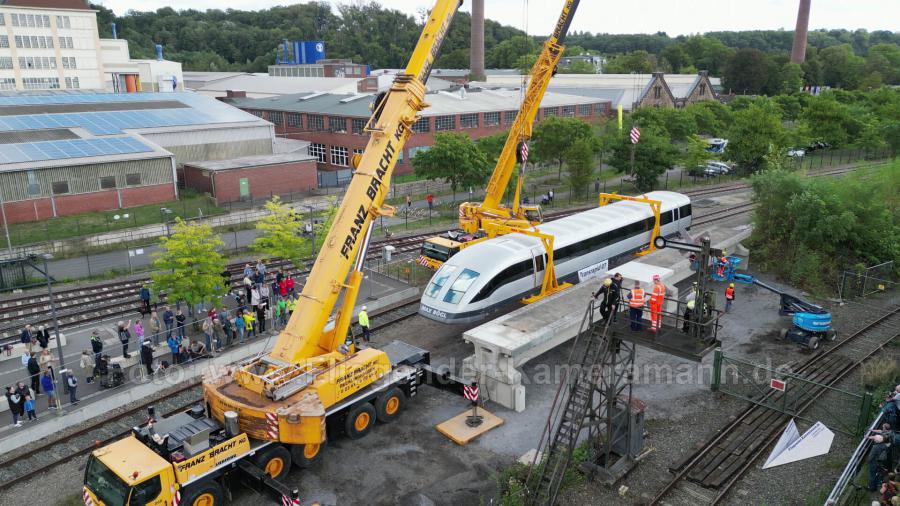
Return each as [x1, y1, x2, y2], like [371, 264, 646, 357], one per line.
[651, 307, 900, 506]
[0, 163, 870, 339]
[0, 383, 203, 493]
[691, 202, 757, 227]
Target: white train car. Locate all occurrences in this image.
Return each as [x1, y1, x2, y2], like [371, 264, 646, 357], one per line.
[418, 191, 692, 324]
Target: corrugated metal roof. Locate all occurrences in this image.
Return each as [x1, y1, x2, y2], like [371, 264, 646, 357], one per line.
[0, 0, 89, 9]
[194, 74, 360, 97]
[230, 89, 608, 118]
[185, 151, 315, 171]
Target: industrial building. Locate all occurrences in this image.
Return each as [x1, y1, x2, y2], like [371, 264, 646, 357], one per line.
[482, 71, 720, 111]
[0, 90, 273, 224]
[182, 152, 318, 205]
[231, 88, 611, 187]
[0, 0, 184, 92]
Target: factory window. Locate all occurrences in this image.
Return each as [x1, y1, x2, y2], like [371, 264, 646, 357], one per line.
[40, 15, 50, 28]
[58, 37, 73, 49]
[248, 110, 263, 118]
[484, 112, 500, 127]
[65, 77, 80, 89]
[434, 115, 455, 131]
[503, 110, 517, 124]
[51, 181, 69, 195]
[56, 16, 71, 29]
[459, 114, 478, 129]
[286, 113, 301, 128]
[562, 105, 575, 117]
[309, 143, 326, 163]
[329, 117, 347, 133]
[542, 107, 558, 117]
[0, 79, 15, 91]
[0, 14, 4, 26]
[307, 114, 325, 131]
[26, 171, 40, 195]
[23, 78, 60, 89]
[595, 103, 606, 114]
[351, 118, 366, 135]
[125, 173, 142, 186]
[699, 83, 707, 96]
[653, 86, 661, 99]
[353, 148, 364, 155]
[0, 36, 7, 48]
[411, 117, 429, 133]
[26, 14, 35, 28]
[579, 104, 592, 116]
[269, 111, 283, 125]
[99, 176, 117, 190]
[331, 146, 349, 167]
[0, 58, 11, 70]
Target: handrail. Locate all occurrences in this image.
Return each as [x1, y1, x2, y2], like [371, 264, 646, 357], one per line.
[824, 410, 884, 505]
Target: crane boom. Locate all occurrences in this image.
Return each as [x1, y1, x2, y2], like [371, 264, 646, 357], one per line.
[203, 0, 462, 446]
[461, 0, 580, 230]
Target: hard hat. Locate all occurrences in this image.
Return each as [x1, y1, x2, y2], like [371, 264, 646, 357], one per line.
[687, 300, 696, 309]
[361, 305, 367, 311]
[604, 278, 612, 286]
[652, 274, 661, 281]
[729, 283, 734, 288]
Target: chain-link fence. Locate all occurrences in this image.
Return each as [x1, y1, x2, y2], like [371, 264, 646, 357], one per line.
[839, 261, 897, 301]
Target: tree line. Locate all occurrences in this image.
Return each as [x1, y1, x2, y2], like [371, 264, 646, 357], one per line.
[92, 1, 899, 93]
[412, 87, 900, 195]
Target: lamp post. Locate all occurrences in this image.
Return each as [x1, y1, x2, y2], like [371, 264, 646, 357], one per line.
[31, 254, 66, 412]
[160, 207, 173, 238]
[114, 214, 132, 273]
[0, 191, 11, 255]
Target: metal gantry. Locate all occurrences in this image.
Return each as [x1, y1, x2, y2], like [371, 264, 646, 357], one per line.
[524, 301, 637, 505]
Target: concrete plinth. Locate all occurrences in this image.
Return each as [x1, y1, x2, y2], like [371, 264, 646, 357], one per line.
[462, 225, 752, 412]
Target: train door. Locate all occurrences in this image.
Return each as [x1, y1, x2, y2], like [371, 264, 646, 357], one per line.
[531, 247, 545, 289]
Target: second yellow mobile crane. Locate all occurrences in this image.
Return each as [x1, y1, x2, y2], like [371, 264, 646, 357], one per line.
[419, 0, 581, 303]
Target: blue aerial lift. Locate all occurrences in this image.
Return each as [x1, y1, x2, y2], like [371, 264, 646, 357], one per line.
[712, 255, 835, 349]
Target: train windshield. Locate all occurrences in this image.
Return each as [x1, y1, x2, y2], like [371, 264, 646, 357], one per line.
[425, 265, 457, 298]
[443, 268, 480, 304]
[84, 456, 129, 506]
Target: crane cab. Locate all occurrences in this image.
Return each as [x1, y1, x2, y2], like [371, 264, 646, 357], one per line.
[83, 437, 175, 506]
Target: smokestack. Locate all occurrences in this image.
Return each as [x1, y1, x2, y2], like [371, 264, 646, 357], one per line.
[790, 0, 811, 64]
[469, 0, 485, 81]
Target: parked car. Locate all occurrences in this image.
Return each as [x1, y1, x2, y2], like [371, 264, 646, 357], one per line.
[787, 148, 806, 157]
[806, 141, 831, 152]
[704, 161, 731, 176]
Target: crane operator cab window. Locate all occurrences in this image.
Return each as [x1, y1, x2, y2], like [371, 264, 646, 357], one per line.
[443, 268, 480, 304]
[84, 455, 164, 506]
[522, 205, 543, 224]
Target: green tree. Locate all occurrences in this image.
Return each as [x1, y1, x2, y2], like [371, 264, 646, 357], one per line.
[475, 130, 508, 167]
[660, 44, 691, 72]
[252, 196, 307, 268]
[778, 62, 804, 95]
[602, 50, 655, 74]
[151, 218, 227, 325]
[412, 133, 491, 194]
[531, 117, 594, 179]
[560, 59, 596, 74]
[563, 137, 595, 198]
[685, 101, 732, 135]
[800, 94, 856, 146]
[723, 48, 769, 94]
[819, 44, 866, 89]
[726, 102, 785, 172]
[608, 126, 678, 192]
[681, 135, 715, 175]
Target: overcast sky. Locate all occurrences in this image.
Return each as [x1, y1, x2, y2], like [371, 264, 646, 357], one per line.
[94, 0, 897, 36]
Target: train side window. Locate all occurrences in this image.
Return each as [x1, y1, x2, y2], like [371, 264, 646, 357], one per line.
[679, 203, 692, 217]
[661, 210, 674, 225]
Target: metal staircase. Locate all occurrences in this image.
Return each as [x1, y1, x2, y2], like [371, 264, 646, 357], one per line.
[524, 301, 612, 505]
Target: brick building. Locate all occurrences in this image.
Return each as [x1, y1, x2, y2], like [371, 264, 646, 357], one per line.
[231, 88, 611, 186]
[0, 90, 272, 224]
[182, 152, 317, 204]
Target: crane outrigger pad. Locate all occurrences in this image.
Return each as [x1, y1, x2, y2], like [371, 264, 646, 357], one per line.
[436, 408, 504, 445]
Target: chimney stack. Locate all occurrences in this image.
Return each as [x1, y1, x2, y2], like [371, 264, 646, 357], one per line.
[790, 0, 811, 64]
[469, 0, 485, 81]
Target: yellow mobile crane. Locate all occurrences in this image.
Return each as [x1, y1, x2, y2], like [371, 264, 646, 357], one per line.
[419, 0, 581, 302]
[83, 2, 463, 504]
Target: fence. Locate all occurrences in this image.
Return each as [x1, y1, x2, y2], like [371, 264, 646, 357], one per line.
[824, 409, 886, 505]
[711, 350, 872, 436]
[839, 261, 897, 302]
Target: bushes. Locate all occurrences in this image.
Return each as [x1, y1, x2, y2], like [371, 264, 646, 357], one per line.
[749, 163, 900, 294]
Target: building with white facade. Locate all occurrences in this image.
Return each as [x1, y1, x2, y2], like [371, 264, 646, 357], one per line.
[0, 0, 182, 92]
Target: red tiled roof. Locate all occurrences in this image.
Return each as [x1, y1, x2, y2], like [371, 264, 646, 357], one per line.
[1, 0, 90, 10]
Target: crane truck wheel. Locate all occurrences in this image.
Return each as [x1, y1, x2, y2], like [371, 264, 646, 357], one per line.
[807, 336, 819, 350]
[375, 387, 405, 423]
[345, 402, 376, 439]
[253, 445, 292, 481]
[180, 480, 223, 506]
[291, 441, 326, 468]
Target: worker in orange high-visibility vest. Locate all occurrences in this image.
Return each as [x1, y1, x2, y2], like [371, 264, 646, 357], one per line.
[724, 283, 735, 313]
[716, 249, 729, 278]
[628, 280, 648, 331]
[649, 274, 667, 331]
